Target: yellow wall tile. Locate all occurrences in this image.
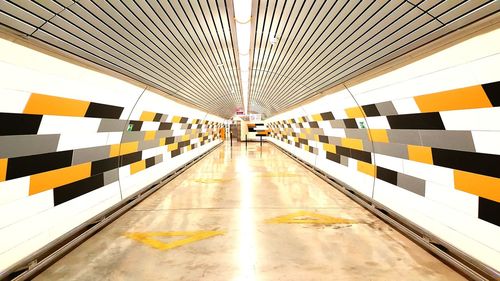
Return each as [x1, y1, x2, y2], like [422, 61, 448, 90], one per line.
[358, 161, 376, 177]
[159, 138, 166, 146]
[341, 138, 363, 150]
[368, 129, 389, 143]
[182, 134, 190, 141]
[140, 111, 156, 121]
[407, 145, 433, 164]
[24, 93, 90, 117]
[323, 143, 336, 153]
[120, 142, 139, 155]
[168, 143, 178, 151]
[311, 114, 322, 121]
[130, 160, 146, 175]
[414, 85, 492, 113]
[345, 106, 365, 118]
[172, 116, 182, 123]
[144, 131, 156, 141]
[454, 170, 500, 202]
[29, 163, 91, 195]
[109, 144, 120, 157]
[0, 158, 7, 182]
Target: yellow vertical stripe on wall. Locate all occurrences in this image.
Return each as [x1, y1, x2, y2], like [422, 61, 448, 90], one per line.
[24, 93, 90, 117]
[29, 162, 91, 195]
[368, 129, 389, 143]
[454, 170, 500, 202]
[414, 85, 492, 112]
[130, 160, 146, 175]
[358, 161, 376, 177]
[168, 143, 178, 151]
[341, 138, 363, 150]
[140, 111, 156, 121]
[407, 145, 433, 164]
[0, 158, 7, 182]
[345, 106, 365, 118]
[323, 143, 336, 153]
[144, 131, 156, 141]
[172, 116, 182, 123]
[311, 114, 323, 121]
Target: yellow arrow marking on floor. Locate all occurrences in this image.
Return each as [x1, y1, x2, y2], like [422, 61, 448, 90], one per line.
[124, 230, 225, 251]
[192, 178, 233, 183]
[265, 211, 356, 225]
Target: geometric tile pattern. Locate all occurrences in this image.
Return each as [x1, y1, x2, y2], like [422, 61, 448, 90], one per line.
[268, 81, 500, 227]
[0, 92, 223, 206]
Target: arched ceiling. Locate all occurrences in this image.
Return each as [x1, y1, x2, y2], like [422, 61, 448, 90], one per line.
[1, 0, 499, 118]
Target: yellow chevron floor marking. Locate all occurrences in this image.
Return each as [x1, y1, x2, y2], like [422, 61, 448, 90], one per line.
[265, 211, 356, 225]
[124, 230, 225, 251]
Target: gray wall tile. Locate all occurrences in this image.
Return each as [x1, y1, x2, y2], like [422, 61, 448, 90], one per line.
[0, 135, 60, 158]
[388, 129, 422, 145]
[375, 101, 398, 116]
[373, 142, 408, 159]
[98, 119, 127, 132]
[419, 130, 476, 152]
[397, 173, 425, 196]
[72, 145, 110, 164]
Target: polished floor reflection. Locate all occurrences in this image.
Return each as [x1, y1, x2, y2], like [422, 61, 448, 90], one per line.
[36, 142, 464, 281]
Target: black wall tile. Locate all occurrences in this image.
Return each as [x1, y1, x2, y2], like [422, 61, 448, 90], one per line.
[478, 197, 500, 227]
[309, 121, 319, 128]
[361, 104, 380, 117]
[165, 136, 175, 144]
[336, 146, 351, 158]
[128, 121, 143, 131]
[0, 113, 42, 136]
[7, 151, 73, 180]
[432, 148, 500, 178]
[53, 174, 104, 206]
[179, 117, 188, 123]
[350, 149, 372, 163]
[159, 122, 173, 130]
[318, 135, 329, 143]
[171, 149, 181, 158]
[344, 119, 358, 129]
[153, 113, 163, 122]
[91, 157, 119, 175]
[320, 111, 335, 120]
[85, 103, 123, 119]
[387, 112, 445, 130]
[145, 156, 156, 168]
[482, 81, 500, 107]
[376, 166, 398, 185]
[326, 152, 341, 163]
[120, 151, 142, 166]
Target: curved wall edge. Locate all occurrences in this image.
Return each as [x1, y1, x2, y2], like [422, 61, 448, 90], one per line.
[0, 37, 225, 272]
[266, 28, 500, 271]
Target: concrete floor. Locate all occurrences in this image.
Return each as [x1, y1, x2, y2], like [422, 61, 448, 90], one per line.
[35, 142, 465, 281]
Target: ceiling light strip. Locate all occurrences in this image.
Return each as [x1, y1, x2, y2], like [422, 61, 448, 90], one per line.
[233, 0, 252, 114]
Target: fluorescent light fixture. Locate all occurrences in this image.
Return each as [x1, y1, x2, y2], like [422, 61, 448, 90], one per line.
[233, 0, 252, 114]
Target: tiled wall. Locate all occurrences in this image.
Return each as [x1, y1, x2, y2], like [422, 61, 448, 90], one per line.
[0, 38, 224, 271]
[266, 29, 500, 270]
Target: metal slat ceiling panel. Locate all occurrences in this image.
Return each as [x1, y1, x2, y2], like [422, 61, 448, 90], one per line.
[0, 0, 498, 118]
[249, 0, 499, 117]
[0, 0, 242, 118]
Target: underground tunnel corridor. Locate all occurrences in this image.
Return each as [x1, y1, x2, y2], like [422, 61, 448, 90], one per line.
[33, 142, 465, 281]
